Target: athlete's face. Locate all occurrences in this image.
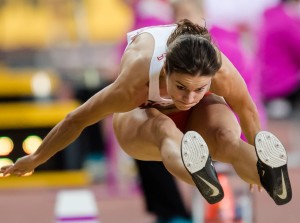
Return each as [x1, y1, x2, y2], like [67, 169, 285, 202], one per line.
[167, 72, 212, 111]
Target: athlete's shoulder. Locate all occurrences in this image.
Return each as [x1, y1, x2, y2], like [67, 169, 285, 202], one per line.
[211, 53, 237, 96]
[117, 38, 152, 84]
[122, 32, 154, 67]
[211, 52, 248, 98]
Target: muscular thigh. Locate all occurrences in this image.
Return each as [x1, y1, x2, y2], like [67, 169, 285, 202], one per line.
[186, 94, 241, 156]
[113, 108, 175, 161]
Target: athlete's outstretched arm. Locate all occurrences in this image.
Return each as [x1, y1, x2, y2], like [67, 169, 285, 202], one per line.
[211, 53, 261, 145]
[1, 41, 150, 176]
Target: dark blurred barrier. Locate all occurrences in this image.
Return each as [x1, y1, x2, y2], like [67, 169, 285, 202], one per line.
[0, 101, 80, 170]
[0, 67, 80, 171]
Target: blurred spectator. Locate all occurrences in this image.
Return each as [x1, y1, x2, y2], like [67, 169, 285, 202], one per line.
[170, 0, 267, 129]
[257, 0, 300, 119]
[123, 0, 172, 29]
[203, 0, 277, 32]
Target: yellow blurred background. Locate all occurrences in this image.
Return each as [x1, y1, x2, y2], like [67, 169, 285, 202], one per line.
[0, 0, 133, 49]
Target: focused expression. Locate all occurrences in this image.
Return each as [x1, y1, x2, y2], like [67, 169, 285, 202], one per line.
[166, 72, 212, 110]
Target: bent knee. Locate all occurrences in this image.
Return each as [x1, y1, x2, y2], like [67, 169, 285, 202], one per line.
[212, 127, 241, 162]
[151, 113, 177, 135]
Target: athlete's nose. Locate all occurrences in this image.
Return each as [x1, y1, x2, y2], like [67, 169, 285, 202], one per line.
[183, 92, 195, 104]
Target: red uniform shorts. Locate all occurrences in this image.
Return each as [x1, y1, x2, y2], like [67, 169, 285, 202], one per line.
[167, 110, 192, 132]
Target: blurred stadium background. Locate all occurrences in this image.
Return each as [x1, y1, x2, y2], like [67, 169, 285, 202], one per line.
[0, 0, 299, 223]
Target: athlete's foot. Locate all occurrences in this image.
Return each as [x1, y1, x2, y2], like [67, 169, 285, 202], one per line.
[255, 131, 292, 205]
[181, 131, 224, 204]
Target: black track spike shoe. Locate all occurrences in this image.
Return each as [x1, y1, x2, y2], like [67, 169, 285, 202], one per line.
[255, 131, 292, 205]
[181, 131, 224, 204]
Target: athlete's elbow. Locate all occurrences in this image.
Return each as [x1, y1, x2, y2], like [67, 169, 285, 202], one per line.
[114, 85, 145, 111]
[63, 111, 87, 131]
[245, 101, 259, 120]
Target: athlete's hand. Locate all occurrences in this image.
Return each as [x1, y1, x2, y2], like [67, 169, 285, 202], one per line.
[250, 184, 263, 192]
[0, 155, 37, 177]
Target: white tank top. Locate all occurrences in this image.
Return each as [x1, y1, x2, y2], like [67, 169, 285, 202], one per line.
[126, 24, 177, 108]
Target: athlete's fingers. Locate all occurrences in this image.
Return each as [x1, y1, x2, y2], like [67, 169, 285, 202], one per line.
[250, 184, 263, 192]
[3, 165, 26, 177]
[0, 166, 11, 177]
[1, 165, 14, 176]
[15, 171, 24, 177]
[249, 184, 254, 193]
[0, 164, 13, 172]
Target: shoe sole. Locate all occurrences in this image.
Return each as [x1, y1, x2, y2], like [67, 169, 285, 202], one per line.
[181, 131, 209, 173]
[255, 131, 292, 205]
[255, 131, 287, 168]
[181, 131, 224, 204]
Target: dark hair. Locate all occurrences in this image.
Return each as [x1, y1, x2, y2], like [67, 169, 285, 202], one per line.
[165, 19, 222, 76]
